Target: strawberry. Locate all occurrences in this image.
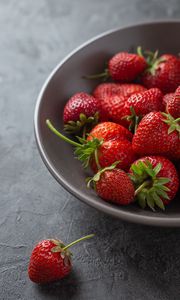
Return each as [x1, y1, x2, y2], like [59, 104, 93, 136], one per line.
[88, 162, 135, 205]
[28, 234, 94, 284]
[93, 83, 121, 101]
[166, 86, 180, 119]
[87, 121, 133, 142]
[63, 92, 106, 134]
[123, 88, 163, 131]
[130, 156, 179, 210]
[86, 52, 147, 82]
[93, 83, 146, 101]
[140, 51, 180, 93]
[89, 139, 137, 173]
[46, 120, 136, 171]
[108, 52, 147, 81]
[93, 84, 147, 127]
[162, 93, 174, 107]
[99, 94, 128, 125]
[114, 83, 147, 97]
[132, 112, 180, 160]
[87, 122, 136, 172]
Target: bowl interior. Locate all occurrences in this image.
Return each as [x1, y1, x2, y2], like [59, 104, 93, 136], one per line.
[35, 21, 180, 226]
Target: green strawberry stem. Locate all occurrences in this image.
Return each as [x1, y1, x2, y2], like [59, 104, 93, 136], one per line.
[130, 160, 170, 211]
[83, 69, 109, 81]
[134, 180, 151, 196]
[175, 117, 180, 122]
[63, 234, 95, 251]
[46, 119, 103, 168]
[134, 120, 139, 133]
[122, 106, 142, 133]
[94, 148, 101, 170]
[46, 119, 81, 147]
[137, 47, 167, 75]
[137, 46, 143, 57]
[87, 161, 120, 189]
[161, 113, 180, 135]
[82, 124, 87, 139]
[64, 112, 100, 135]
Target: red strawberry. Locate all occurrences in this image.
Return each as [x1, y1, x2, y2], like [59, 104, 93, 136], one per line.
[108, 52, 147, 81]
[63, 92, 106, 134]
[115, 83, 147, 97]
[100, 94, 128, 125]
[93, 83, 128, 124]
[123, 88, 163, 131]
[93, 83, 146, 101]
[162, 93, 174, 107]
[166, 86, 180, 119]
[141, 52, 180, 93]
[90, 139, 137, 172]
[88, 162, 135, 205]
[132, 112, 180, 160]
[87, 122, 136, 171]
[93, 84, 147, 127]
[28, 234, 94, 284]
[130, 156, 179, 210]
[93, 83, 121, 101]
[88, 121, 133, 142]
[86, 52, 147, 82]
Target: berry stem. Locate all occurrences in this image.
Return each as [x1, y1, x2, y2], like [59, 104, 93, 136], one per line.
[134, 115, 141, 133]
[94, 148, 101, 170]
[63, 234, 95, 251]
[134, 180, 151, 196]
[46, 120, 81, 147]
[82, 124, 87, 139]
[83, 69, 109, 80]
[137, 46, 143, 57]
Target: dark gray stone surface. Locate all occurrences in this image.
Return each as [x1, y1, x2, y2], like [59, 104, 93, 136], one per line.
[0, 1, 180, 299]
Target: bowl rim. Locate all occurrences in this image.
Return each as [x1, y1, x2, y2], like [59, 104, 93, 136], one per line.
[34, 20, 180, 227]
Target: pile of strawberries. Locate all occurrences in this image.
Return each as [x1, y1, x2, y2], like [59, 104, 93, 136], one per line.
[47, 48, 180, 211]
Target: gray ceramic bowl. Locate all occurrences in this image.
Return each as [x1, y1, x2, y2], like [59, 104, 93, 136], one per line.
[34, 21, 180, 227]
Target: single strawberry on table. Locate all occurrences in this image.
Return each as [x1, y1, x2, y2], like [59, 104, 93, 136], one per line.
[140, 51, 180, 93]
[86, 51, 147, 82]
[63, 92, 107, 135]
[129, 156, 179, 210]
[28, 234, 94, 284]
[132, 111, 180, 161]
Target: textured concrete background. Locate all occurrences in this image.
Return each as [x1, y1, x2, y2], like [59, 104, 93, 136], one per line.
[0, 1, 180, 299]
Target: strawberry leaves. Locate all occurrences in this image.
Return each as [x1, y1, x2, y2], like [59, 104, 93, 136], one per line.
[87, 161, 120, 189]
[64, 112, 99, 135]
[46, 119, 103, 169]
[137, 47, 165, 76]
[75, 137, 103, 168]
[130, 160, 170, 211]
[122, 106, 142, 133]
[161, 112, 180, 136]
